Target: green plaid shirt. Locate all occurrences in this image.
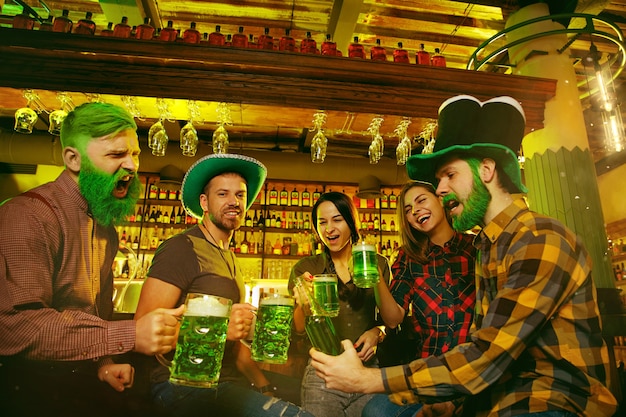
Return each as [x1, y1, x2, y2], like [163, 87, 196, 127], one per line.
[383, 198, 617, 417]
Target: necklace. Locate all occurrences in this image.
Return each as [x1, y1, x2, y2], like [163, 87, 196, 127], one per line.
[198, 222, 236, 281]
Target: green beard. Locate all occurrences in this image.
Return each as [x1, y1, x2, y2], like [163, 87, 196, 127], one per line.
[79, 161, 141, 227]
[444, 159, 491, 232]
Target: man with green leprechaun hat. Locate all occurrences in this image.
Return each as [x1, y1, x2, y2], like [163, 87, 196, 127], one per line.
[309, 95, 617, 417]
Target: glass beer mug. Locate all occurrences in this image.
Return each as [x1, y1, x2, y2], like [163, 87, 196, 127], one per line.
[351, 241, 380, 288]
[245, 293, 294, 364]
[157, 293, 232, 388]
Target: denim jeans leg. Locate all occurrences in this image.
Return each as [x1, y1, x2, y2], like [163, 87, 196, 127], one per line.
[361, 393, 423, 417]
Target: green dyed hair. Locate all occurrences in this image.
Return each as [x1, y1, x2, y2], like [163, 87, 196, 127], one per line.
[60, 102, 137, 154]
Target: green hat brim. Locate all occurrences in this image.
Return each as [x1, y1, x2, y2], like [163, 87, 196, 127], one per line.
[181, 154, 267, 219]
[407, 143, 527, 194]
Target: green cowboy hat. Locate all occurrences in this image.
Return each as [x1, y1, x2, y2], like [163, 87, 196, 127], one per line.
[407, 95, 527, 193]
[181, 153, 267, 219]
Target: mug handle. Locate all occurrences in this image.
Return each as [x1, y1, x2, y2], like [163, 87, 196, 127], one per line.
[155, 353, 172, 368]
[239, 310, 257, 349]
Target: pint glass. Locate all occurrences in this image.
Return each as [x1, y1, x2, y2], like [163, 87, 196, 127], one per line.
[351, 242, 380, 288]
[313, 274, 339, 316]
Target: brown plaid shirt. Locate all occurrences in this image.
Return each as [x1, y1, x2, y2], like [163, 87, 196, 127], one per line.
[0, 171, 135, 362]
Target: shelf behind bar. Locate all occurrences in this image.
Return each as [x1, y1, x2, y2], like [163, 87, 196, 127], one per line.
[0, 28, 556, 131]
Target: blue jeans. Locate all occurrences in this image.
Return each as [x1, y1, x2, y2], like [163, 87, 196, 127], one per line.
[515, 413, 578, 417]
[361, 394, 422, 417]
[152, 380, 314, 417]
[301, 364, 373, 417]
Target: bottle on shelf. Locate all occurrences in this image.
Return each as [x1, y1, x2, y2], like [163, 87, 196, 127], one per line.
[39, 15, 53, 31]
[370, 38, 387, 61]
[245, 213, 253, 227]
[112, 16, 131, 38]
[416, 43, 430, 65]
[131, 235, 139, 251]
[232, 26, 248, 48]
[303, 214, 311, 229]
[258, 27, 274, 50]
[348, 36, 366, 59]
[74, 12, 96, 36]
[389, 190, 398, 209]
[279, 28, 296, 52]
[12, 8, 36, 30]
[302, 188, 311, 207]
[374, 215, 380, 231]
[158, 187, 167, 200]
[390, 218, 396, 232]
[182, 21, 201, 44]
[431, 47, 447, 67]
[100, 22, 114, 37]
[290, 187, 300, 206]
[279, 185, 289, 206]
[162, 208, 170, 224]
[312, 188, 321, 205]
[367, 213, 374, 231]
[135, 207, 143, 223]
[53, 9, 73, 33]
[208, 25, 226, 46]
[159, 20, 178, 42]
[380, 189, 389, 209]
[321, 34, 337, 56]
[247, 34, 257, 49]
[240, 232, 250, 254]
[393, 42, 410, 63]
[300, 31, 317, 54]
[225, 34, 233, 47]
[135, 17, 155, 40]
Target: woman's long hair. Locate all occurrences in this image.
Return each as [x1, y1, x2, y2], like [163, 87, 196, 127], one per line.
[397, 181, 449, 264]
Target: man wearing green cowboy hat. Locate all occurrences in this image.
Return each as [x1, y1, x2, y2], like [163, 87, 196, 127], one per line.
[309, 95, 617, 417]
[135, 153, 314, 417]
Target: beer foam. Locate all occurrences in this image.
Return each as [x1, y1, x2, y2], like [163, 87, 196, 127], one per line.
[186, 295, 230, 317]
[314, 275, 337, 283]
[260, 295, 294, 307]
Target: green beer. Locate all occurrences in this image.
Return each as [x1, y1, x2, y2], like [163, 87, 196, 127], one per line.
[169, 294, 231, 388]
[305, 315, 343, 356]
[351, 242, 380, 288]
[251, 294, 294, 364]
[313, 274, 339, 316]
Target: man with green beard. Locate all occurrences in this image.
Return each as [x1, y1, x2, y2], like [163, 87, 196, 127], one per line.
[0, 102, 183, 416]
[309, 95, 617, 417]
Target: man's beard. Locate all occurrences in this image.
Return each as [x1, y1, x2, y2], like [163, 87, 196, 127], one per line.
[79, 161, 141, 227]
[444, 163, 491, 232]
[208, 208, 243, 233]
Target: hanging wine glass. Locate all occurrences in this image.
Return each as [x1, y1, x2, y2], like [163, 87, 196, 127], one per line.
[213, 124, 229, 154]
[311, 129, 327, 163]
[369, 138, 381, 164]
[152, 128, 169, 157]
[14, 90, 41, 134]
[180, 121, 198, 157]
[396, 139, 409, 165]
[148, 120, 165, 150]
[48, 92, 73, 136]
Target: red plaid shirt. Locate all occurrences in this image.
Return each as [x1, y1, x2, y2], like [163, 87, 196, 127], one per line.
[389, 232, 476, 358]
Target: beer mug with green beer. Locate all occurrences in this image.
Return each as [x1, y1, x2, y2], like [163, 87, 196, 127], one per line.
[158, 293, 232, 388]
[351, 241, 380, 288]
[313, 274, 339, 316]
[250, 294, 294, 364]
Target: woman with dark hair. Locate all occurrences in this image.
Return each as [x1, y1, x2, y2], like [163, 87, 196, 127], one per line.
[362, 181, 477, 417]
[289, 191, 390, 417]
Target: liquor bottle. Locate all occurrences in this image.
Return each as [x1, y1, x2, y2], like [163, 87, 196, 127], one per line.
[240, 232, 250, 254]
[53, 9, 73, 33]
[257, 211, 265, 228]
[131, 235, 139, 251]
[232, 26, 248, 48]
[149, 226, 159, 250]
[175, 207, 182, 224]
[208, 25, 225, 46]
[245, 213, 253, 227]
[247, 34, 257, 49]
[381, 218, 388, 232]
[148, 184, 158, 199]
[162, 208, 170, 224]
[393, 42, 410, 63]
[74, 12, 96, 36]
[312, 188, 321, 205]
[300, 31, 317, 54]
[168, 189, 177, 200]
[303, 214, 311, 229]
[348, 36, 366, 59]
[389, 190, 397, 209]
[12, 9, 35, 30]
[297, 211, 304, 230]
[302, 188, 311, 207]
[279, 186, 289, 206]
[39, 16, 53, 31]
[225, 34, 232, 47]
[279, 29, 296, 52]
[321, 34, 337, 56]
[120, 230, 127, 246]
[281, 211, 287, 228]
[374, 215, 380, 231]
[258, 27, 274, 50]
[416, 43, 430, 65]
[370, 38, 387, 61]
[135, 207, 143, 223]
[252, 210, 259, 226]
[390, 219, 396, 233]
[367, 213, 374, 231]
[158, 187, 167, 200]
[432, 48, 447, 67]
[135, 17, 155, 40]
[380, 190, 389, 209]
[159, 20, 178, 42]
[182, 21, 201, 44]
[290, 187, 300, 207]
[169, 208, 175, 224]
[360, 212, 368, 231]
[149, 207, 157, 222]
[112, 16, 131, 38]
[100, 22, 114, 37]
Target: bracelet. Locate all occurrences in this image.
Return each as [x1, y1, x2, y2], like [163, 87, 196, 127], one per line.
[251, 383, 277, 394]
